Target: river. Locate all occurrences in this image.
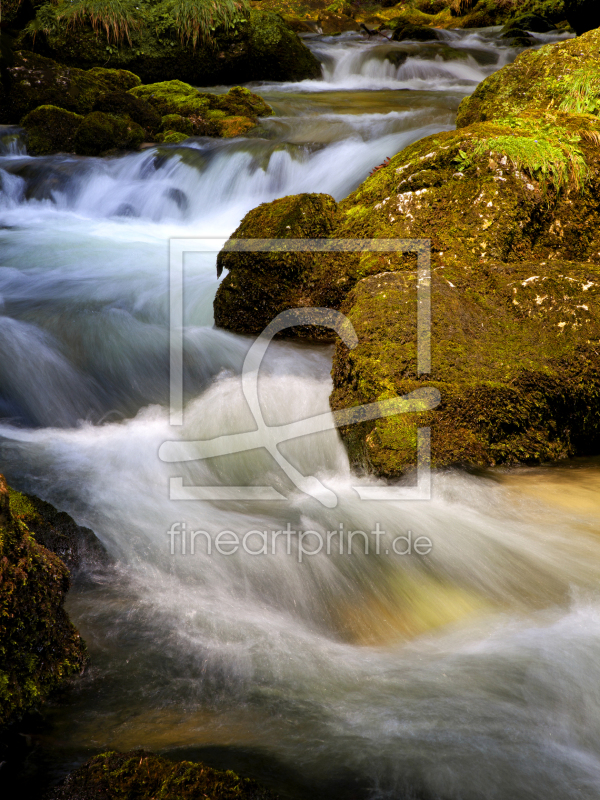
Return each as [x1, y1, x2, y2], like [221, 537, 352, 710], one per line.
[3, 26, 600, 800]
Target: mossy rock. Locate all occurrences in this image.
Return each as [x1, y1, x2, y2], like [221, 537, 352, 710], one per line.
[22, 6, 321, 85]
[457, 28, 600, 126]
[73, 111, 145, 156]
[20, 104, 83, 156]
[93, 90, 161, 135]
[0, 50, 143, 125]
[215, 193, 342, 338]
[565, 0, 600, 34]
[157, 130, 190, 144]
[0, 475, 86, 728]
[130, 81, 272, 137]
[160, 113, 194, 136]
[48, 750, 278, 800]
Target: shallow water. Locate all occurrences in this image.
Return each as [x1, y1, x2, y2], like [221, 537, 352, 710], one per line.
[2, 27, 597, 800]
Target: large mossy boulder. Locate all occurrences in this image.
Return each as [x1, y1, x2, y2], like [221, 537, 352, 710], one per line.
[565, 0, 600, 35]
[48, 750, 278, 800]
[456, 28, 600, 126]
[0, 475, 86, 728]
[215, 28, 600, 474]
[214, 193, 341, 337]
[0, 50, 141, 125]
[21, 6, 321, 85]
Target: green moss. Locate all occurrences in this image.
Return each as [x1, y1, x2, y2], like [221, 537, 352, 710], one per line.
[19, 5, 321, 86]
[50, 750, 278, 800]
[157, 130, 190, 143]
[160, 113, 194, 135]
[130, 81, 272, 136]
[457, 28, 600, 127]
[0, 51, 144, 126]
[73, 110, 145, 155]
[0, 476, 86, 728]
[20, 105, 84, 156]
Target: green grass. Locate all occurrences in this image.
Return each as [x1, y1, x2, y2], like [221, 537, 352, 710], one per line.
[58, 0, 142, 45]
[166, 0, 248, 48]
[556, 68, 600, 115]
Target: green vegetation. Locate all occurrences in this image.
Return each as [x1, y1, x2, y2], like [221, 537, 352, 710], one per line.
[49, 750, 278, 800]
[57, 0, 142, 46]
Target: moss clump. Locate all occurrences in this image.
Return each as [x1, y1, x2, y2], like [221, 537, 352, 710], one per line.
[0, 475, 86, 728]
[215, 193, 342, 337]
[20, 105, 84, 155]
[130, 81, 272, 136]
[457, 28, 600, 127]
[160, 113, 194, 135]
[49, 750, 278, 800]
[93, 90, 161, 133]
[0, 51, 142, 125]
[157, 130, 190, 143]
[72, 110, 145, 156]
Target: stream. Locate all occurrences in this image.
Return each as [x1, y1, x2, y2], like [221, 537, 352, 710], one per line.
[3, 26, 600, 800]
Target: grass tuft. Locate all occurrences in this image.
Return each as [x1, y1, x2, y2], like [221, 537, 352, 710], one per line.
[58, 0, 142, 45]
[166, 0, 249, 48]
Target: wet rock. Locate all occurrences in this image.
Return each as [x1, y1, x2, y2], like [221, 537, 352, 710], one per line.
[565, 0, 600, 35]
[20, 105, 83, 156]
[47, 750, 278, 800]
[215, 193, 342, 338]
[503, 12, 556, 32]
[499, 28, 535, 46]
[0, 475, 87, 728]
[160, 113, 194, 136]
[391, 21, 440, 41]
[0, 50, 141, 125]
[72, 111, 145, 156]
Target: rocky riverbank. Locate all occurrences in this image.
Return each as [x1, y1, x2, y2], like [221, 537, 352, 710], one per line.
[215, 27, 600, 475]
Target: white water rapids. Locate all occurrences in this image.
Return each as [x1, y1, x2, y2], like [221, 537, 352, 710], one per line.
[3, 27, 600, 800]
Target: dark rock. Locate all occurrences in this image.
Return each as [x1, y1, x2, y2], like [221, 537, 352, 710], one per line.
[565, 0, 600, 34]
[391, 22, 439, 41]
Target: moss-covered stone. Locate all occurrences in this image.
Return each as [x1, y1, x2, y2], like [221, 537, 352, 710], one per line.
[0, 475, 86, 728]
[48, 750, 278, 800]
[391, 21, 440, 41]
[130, 81, 273, 137]
[160, 113, 194, 136]
[565, 0, 600, 35]
[20, 105, 83, 156]
[0, 50, 142, 125]
[72, 110, 145, 156]
[157, 130, 190, 144]
[21, 6, 321, 85]
[215, 193, 342, 337]
[93, 90, 161, 135]
[457, 28, 600, 126]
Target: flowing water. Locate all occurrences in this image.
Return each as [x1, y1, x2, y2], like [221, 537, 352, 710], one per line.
[3, 27, 599, 800]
